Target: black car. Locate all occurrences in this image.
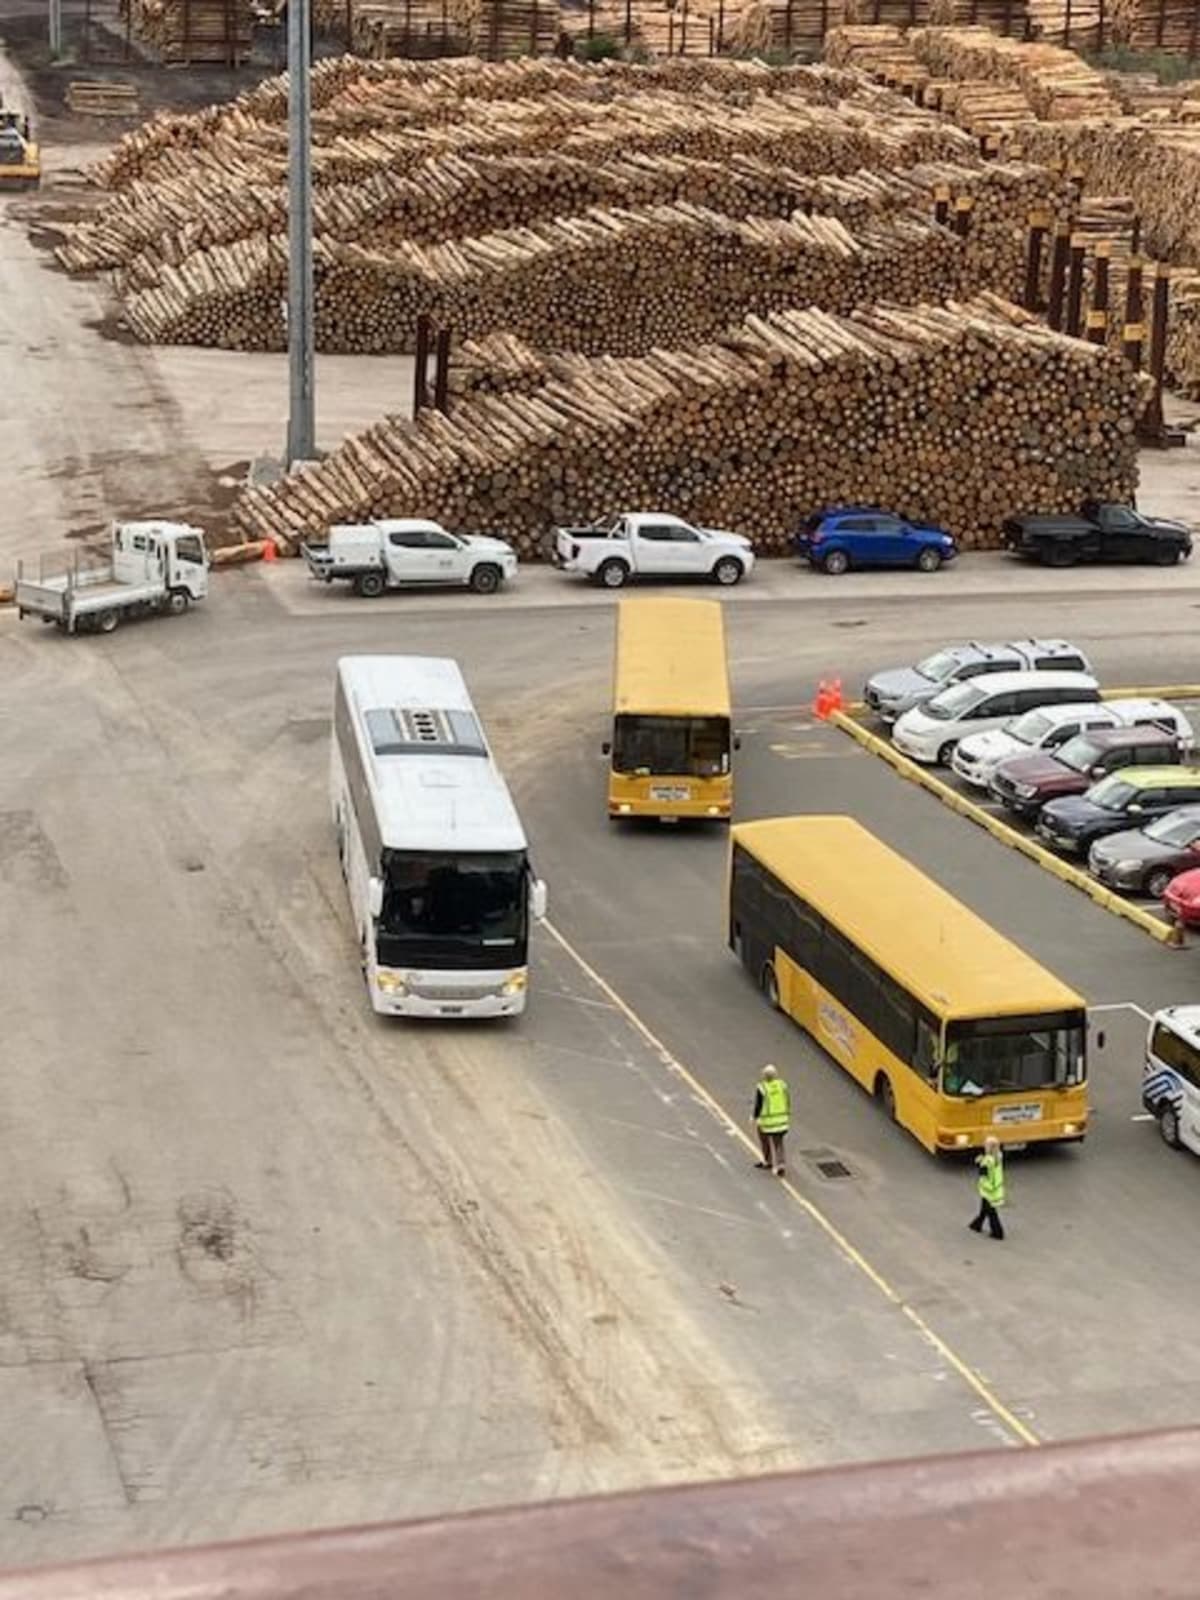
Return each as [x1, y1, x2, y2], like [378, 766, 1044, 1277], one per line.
[1003, 501, 1193, 568]
[1088, 806, 1200, 898]
[1036, 768, 1200, 856]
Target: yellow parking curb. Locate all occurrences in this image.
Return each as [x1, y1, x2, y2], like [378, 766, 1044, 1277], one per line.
[829, 709, 1184, 948]
[1102, 685, 1200, 701]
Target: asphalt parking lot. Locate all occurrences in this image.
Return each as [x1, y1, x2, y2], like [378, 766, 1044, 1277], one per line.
[3, 565, 1200, 1567]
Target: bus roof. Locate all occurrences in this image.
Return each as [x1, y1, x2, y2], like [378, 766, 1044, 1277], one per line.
[731, 816, 1085, 1021]
[614, 598, 731, 719]
[337, 655, 528, 855]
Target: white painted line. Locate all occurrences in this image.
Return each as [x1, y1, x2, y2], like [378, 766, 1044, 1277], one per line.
[1131, 1114, 1156, 1123]
[1091, 1001, 1154, 1022]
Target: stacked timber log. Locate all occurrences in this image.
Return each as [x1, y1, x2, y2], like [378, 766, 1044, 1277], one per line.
[1165, 271, 1200, 395]
[121, 0, 254, 64]
[909, 28, 1123, 118]
[230, 296, 1144, 556]
[1109, 0, 1200, 51]
[444, 0, 560, 56]
[732, 0, 850, 56]
[350, 2, 468, 56]
[121, 203, 973, 353]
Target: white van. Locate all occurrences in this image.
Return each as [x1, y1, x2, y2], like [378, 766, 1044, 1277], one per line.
[950, 696, 1194, 789]
[891, 671, 1101, 766]
[1142, 1006, 1200, 1152]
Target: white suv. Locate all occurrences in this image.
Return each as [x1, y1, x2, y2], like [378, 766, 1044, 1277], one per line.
[893, 671, 1101, 766]
[951, 697, 1194, 789]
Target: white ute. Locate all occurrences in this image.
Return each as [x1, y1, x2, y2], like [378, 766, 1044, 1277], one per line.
[553, 511, 755, 588]
[15, 520, 209, 635]
[302, 518, 517, 597]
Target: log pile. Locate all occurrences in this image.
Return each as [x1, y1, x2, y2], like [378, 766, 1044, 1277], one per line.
[120, 0, 254, 64]
[731, 0, 850, 56]
[1165, 271, 1200, 395]
[1109, 0, 1200, 52]
[121, 202, 973, 353]
[350, 2, 468, 57]
[444, 0, 560, 56]
[909, 27, 1123, 119]
[230, 295, 1144, 557]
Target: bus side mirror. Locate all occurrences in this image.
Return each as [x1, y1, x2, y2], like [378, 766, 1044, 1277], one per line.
[367, 877, 384, 918]
[1096, 1030, 1106, 1050]
[733, 735, 742, 751]
[530, 879, 548, 921]
[601, 741, 611, 756]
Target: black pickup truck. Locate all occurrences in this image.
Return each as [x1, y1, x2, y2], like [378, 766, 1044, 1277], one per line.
[1003, 502, 1193, 567]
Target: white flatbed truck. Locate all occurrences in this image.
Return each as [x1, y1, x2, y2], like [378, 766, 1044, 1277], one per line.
[16, 521, 209, 635]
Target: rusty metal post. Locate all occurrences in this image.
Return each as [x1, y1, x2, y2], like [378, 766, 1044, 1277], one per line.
[1087, 240, 1110, 345]
[717, 0, 724, 48]
[680, 0, 687, 52]
[434, 327, 451, 413]
[933, 183, 950, 227]
[1142, 265, 1170, 437]
[1047, 226, 1069, 330]
[952, 194, 973, 238]
[624, 0, 631, 44]
[784, 0, 792, 51]
[587, 0, 594, 35]
[1122, 256, 1145, 371]
[1024, 207, 1049, 311]
[413, 314, 430, 415]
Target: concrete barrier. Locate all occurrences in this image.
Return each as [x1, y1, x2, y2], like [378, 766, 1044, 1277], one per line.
[829, 709, 1184, 948]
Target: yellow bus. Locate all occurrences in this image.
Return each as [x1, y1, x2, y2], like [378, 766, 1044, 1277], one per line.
[729, 816, 1089, 1153]
[603, 598, 736, 821]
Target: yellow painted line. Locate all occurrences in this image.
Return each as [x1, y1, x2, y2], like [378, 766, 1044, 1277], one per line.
[1102, 685, 1200, 701]
[830, 711, 1183, 948]
[542, 915, 1041, 1450]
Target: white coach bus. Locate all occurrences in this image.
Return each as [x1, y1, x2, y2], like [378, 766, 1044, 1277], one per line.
[331, 656, 547, 1018]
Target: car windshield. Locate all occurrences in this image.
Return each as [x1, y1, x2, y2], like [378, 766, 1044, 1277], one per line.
[1008, 709, 1054, 746]
[916, 650, 961, 684]
[924, 681, 985, 720]
[612, 714, 731, 777]
[378, 850, 527, 968]
[1144, 812, 1200, 846]
[1057, 735, 1103, 774]
[942, 1013, 1086, 1096]
[1086, 776, 1137, 811]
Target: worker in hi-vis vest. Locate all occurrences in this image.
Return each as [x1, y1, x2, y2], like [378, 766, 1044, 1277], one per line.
[753, 1063, 790, 1178]
[969, 1135, 1006, 1241]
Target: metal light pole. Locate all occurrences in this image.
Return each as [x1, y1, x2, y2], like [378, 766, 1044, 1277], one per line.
[49, 0, 63, 55]
[286, 0, 315, 465]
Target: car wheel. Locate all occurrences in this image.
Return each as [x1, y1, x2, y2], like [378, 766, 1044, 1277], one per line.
[761, 961, 780, 1010]
[469, 563, 501, 594]
[822, 549, 850, 576]
[915, 547, 942, 573]
[1146, 867, 1174, 900]
[1160, 1103, 1182, 1149]
[355, 571, 386, 598]
[1154, 546, 1181, 567]
[1044, 544, 1078, 568]
[712, 556, 744, 587]
[875, 1074, 897, 1122]
[937, 742, 957, 766]
[96, 609, 119, 634]
[597, 560, 629, 589]
[167, 589, 190, 614]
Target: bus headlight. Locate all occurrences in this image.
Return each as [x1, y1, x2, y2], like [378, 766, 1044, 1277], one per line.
[954, 1133, 970, 1146]
[618, 803, 632, 814]
[502, 972, 528, 996]
[376, 971, 406, 994]
[1063, 1122, 1080, 1135]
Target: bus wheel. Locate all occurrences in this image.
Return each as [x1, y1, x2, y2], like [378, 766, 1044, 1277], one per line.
[875, 1074, 897, 1122]
[760, 962, 780, 1009]
[1160, 1104, 1182, 1149]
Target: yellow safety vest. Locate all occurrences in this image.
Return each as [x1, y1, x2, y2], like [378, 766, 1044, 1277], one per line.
[757, 1077, 790, 1133]
[977, 1152, 1005, 1207]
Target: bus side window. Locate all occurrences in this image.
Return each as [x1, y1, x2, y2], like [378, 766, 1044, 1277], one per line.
[915, 1015, 940, 1083]
[877, 972, 916, 1063]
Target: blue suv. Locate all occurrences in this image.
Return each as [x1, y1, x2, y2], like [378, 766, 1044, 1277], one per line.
[794, 508, 958, 575]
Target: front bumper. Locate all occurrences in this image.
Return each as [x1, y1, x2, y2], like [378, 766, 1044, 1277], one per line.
[891, 723, 941, 763]
[1037, 820, 1086, 855]
[369, 968, 528, 1018]
[950, 750, 993, 788]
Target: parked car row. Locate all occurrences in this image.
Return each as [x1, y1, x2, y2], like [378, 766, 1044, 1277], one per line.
[863, 638, 1200, 925]
[298, 498, 1194, 598]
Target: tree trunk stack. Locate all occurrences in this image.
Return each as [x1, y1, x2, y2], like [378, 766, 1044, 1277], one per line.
[119, 0, 254, 64]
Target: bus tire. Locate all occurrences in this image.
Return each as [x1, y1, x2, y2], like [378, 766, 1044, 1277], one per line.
[875, 1073, 897, 1122]
[760, 961, 780, 1009]
[1159, 1103, 1182, 1149]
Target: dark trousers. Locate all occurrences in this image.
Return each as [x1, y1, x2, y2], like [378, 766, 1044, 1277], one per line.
[969, 1198, 1005, 1239]
[758, 1129, 786, 1171]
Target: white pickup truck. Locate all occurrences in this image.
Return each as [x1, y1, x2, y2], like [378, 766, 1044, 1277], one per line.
[553, 512, 755, 588]
[301, 518, 518, 597]
[15, 520, 209, 634]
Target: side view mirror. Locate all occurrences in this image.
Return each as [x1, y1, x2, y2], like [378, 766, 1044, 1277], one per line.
[367, 877, 384, 918]
[601, 740, 611, 756]
[1091, 766, 1105, 777]
[1129, 804, 1143, 815]
[733, 735, 742, 751]
[529, 879, 548, 921]
[1096, 1030, 1106, 1050]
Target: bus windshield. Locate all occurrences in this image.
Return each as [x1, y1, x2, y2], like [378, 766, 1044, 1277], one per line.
[612, 714, 730, 777]
[942, 1013, 1085, 1096]
[379, 850, 527, 965]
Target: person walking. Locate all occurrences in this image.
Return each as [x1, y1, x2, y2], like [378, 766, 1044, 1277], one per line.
[969, 1136, 1006, 1240]
[753, 1064, 790, 1177]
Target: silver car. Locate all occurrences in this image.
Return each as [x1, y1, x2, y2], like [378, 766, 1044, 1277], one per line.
[863, 639, 1093, 723]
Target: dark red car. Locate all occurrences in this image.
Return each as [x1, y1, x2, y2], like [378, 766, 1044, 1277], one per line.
[988, 724, 1185, 820]
[1164, 867, 1200, 927]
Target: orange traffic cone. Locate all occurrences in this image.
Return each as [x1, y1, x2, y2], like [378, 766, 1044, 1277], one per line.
[813, 679, 830, 719]
[828, 677, 844, 714]
[260, 538, 277, 563]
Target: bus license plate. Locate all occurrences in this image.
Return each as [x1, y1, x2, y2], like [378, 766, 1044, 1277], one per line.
[992, 1103, 1041, 1125]
[651, 785, 690, 801]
